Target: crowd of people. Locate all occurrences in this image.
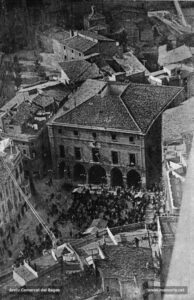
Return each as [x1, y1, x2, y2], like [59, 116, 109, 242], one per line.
[68, 184, 167, 231]
[12, 183, 166, 268]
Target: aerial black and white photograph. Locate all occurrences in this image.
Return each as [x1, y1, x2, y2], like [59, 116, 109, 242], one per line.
[0, 0, 193, 299]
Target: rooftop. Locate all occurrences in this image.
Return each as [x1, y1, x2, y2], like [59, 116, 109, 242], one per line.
[59, 59, 101, 83]
[10, 101, 38, 126]
[79, 30, 114, 42]
[163, 97, 194, 142]
[41, 84, 70, 103]
[54, 82, 183, 134]
[32, 253, 58, 273]
[64, 35, 97, 53]
[14, 265, 37, 283]
[64, 79, 107, 110]
[158, 44, 192, 66]
[0, 92, 36, 112]
[41, 27, 71, 43]
[120, 83, 183, 133]
[113, 52, 150, 76]
[19, 80, 61, 93]
[97, 244, 154, 280]
[55, 93, 140, 132]
[33, 94, 54, 108]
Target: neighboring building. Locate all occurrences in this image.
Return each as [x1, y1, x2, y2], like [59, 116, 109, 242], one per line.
[48, 81, 184, 188]
[59, 59, 102, 86]
[158, 44, 192, 67]
[110, 51, 150, 82]
[63, 31, 119, 60]
[0, 139, 31, 237]
[148, 70, 169, 86]
[79, 30, 119, 58]
[162, 97, 194, 214]
[84, 5, 107, 31]
[159, 216, 178, 287]
[97, 244, 157, 300]
[0, 82, 70, 178]
[63, 78, 107, 111]
[8, 221, 159, 300]
[36, 27, 71, 62]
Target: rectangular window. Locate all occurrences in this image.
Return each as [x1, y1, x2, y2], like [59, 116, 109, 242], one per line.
[59, 145, 65, 158]
[58, 128, 62, 134]
[92, 132, 97, 139]
[74, 147, 81, 160]
[23, 149, 26, 155]
[73, 130, 79, 136]
[111, 133, 117, 141]
[111, 151, 119, 165]
[129, 136, 134, 143]
[129, 153, 136, 166]
[92, 148, 100, 162]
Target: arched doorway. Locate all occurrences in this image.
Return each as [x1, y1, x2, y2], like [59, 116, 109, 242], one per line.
[73, 163, 86, 183]
[127, 170, 141, 188]
[88, 165, 107, 185]
[111, 168, 123, 187]
[58, 161, 66, 179]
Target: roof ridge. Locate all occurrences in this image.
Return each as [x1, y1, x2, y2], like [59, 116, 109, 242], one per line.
[119, 85, 142, 133]
[54, 91, 106, 123]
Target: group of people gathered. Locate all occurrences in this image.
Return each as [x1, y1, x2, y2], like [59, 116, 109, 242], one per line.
[68, 184, 166, 231]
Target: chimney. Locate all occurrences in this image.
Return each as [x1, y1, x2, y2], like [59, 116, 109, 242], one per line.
[89, 5, 96, 19]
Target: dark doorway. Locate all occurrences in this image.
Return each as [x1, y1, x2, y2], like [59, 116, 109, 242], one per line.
[111, 168, 123, 187]
[127, 170, 141, 188]
[59, 161, 66, 179]
[88, 165, 107, 185]
[73, 163, 86, 183]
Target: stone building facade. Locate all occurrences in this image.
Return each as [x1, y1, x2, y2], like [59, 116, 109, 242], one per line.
[48, 81, 184, 188]
[0, 140, 31, 236]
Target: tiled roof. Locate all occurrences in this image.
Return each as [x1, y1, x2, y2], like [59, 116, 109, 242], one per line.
[55, 94, 140, 132]
[97, 244, 154, 280]
[64, 35, 97, 53]
[64, 79, 107, 110]
[163, 97, 194, 142]
[121, 83, 183, 133]
[43, 85, 70, 103]
[33, 94, 54, 108]
[0, 92, 35, 112]
[79, 30, 115, 42]
[59, 60, 101, 83]
[14, 265, 37, 282]
[10, 102, 38, 125]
